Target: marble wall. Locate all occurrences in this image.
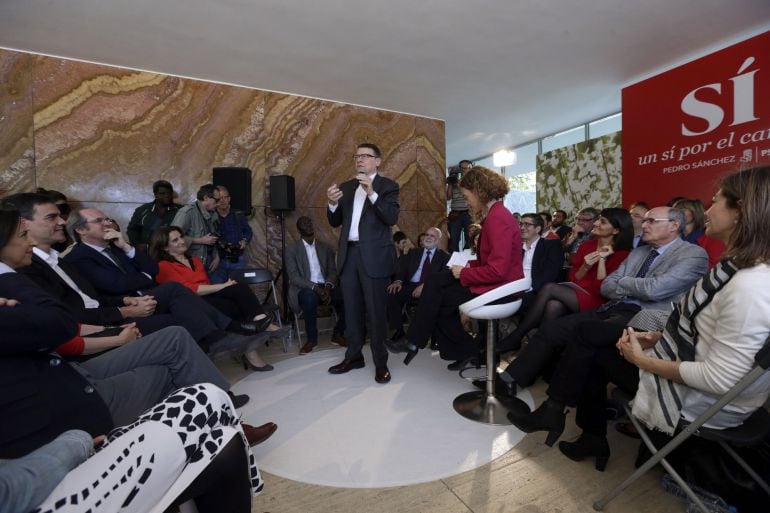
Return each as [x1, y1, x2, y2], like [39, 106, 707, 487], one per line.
[0, 48, 446, 274]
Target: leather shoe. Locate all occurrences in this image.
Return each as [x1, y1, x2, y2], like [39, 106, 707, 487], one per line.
[558, 433, 610, 471]
[447, 355, 479, 371]
[241, 422, 277, 447]
[507, 398, 567, 447]
[375, 366, 391, 383]
[385, 338, 409, 354]
[254, 315, 273, 333]
[328, 356, 365, 374]
[472, 374, 516, 398]
[331, 333, 347, 347]
[227, 391, 250, 409]
[299, 340, 317, 355]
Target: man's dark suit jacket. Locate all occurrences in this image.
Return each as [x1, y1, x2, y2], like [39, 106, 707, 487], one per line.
[285, 238, 338, 314]
[64, 242, 159, 296]
[394, 247, 451, 286]
[327, 174, 400, 278]
[0, 273, 113, 458]
[20, 254, 127, 325]
[530, 238, 565, 292]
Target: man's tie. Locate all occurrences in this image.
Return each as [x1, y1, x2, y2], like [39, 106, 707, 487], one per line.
[635, 249, 659, 278]
[103, 246, 127, 274]
[418, 250, 432, 283]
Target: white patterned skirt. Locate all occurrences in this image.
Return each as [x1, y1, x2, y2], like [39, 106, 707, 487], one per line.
[33, 383, 262, 513]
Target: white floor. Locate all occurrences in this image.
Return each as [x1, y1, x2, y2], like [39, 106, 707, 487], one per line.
[233, 347, 533, 488]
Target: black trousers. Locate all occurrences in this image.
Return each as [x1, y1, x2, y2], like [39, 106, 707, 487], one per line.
[203, 283, 264, 323]
[504, 302, 641, 387]
[386, 282, 419, 332]
[340, 245, 390, 368]
[406, 270, 476, 361]
[134, 282, 232, 341]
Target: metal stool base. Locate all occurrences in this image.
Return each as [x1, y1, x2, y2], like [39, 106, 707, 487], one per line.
[453, 391, 518, 425]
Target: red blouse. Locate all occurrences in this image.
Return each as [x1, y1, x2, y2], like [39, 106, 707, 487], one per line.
[156, 257, 211, 293]
[567, 238, 629, 311]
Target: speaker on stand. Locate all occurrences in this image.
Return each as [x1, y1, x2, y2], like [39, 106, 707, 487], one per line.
[269, 175, 295, 320]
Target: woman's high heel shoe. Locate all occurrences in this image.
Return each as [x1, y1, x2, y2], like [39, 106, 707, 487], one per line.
[403, 346, 418, 365]
[241, 354, 274, 372]
[506, 398, 566, 447]
[253, 315, 273, 333]
[558, 433, 610, 471]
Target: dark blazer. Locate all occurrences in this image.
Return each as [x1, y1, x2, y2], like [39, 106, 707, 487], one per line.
[64, 242, 159, 296]
[285, 238, 338, 313]
[530, 238, 565, 292]
[20, 254, 126, 325]
[0, 273, 113, 458]
[394, 247, 451, 285]
[327, 174, 400, 279]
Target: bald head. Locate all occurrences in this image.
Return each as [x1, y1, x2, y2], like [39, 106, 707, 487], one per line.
[641, 206, 684, 248]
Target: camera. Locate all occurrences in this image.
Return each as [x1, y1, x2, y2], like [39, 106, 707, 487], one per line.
[217, 240, 244, 263]
[446, 166, 462, 185]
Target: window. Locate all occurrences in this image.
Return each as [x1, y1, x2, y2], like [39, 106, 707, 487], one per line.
[541, 126, 585, 153]
[589, 113, 622, 139]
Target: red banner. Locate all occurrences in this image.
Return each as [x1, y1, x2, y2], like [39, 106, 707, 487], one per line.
[622, 31, 770, 207]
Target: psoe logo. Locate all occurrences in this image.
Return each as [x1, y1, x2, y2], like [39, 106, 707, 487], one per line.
[681, 57, 759, 137]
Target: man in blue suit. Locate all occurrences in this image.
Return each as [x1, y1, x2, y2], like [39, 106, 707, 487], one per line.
[326, 143, 400, 383]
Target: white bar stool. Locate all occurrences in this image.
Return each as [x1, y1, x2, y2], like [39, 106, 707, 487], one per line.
[453, 277, 531, 425]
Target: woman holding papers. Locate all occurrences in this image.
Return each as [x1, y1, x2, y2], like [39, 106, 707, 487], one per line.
[399, 166, 523, 369]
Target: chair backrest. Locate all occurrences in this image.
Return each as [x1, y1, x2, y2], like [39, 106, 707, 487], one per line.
[459, 277, 532, 320]
[230, 268, 274, 285]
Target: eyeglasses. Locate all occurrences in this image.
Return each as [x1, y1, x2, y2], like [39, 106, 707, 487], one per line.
[85, 217, 114, 224]
[577, 217, 595, 222]
[641, 218, 671, 225]
[352, 154, 377, 161]
[519, 222, 537, 228]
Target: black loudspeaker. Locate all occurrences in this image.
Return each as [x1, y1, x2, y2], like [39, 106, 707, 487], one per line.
[269, 175, 295, 211]
[213, 167, 252, 212]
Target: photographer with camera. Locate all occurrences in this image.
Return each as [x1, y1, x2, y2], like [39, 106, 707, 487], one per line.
[446, 160, 473, 252]
[209, 185, 253, 284]
[171, 184, 222, 278]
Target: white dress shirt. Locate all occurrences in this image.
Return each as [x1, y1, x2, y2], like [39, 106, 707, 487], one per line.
[302, 239, 326, 284]
[34, 247, 100, 308]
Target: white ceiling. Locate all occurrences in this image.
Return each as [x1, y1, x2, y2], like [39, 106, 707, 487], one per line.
[1, 0, 769, 165]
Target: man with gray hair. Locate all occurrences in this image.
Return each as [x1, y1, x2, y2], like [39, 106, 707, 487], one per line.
[386, 226, 450, 342]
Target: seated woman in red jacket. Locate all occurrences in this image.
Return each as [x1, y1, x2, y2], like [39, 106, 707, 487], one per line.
[398, 166, 524, 369]
[150, 226, 278, 371]
[496, 208, 633, 353]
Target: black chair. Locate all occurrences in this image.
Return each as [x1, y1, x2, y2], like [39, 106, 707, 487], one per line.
[594, 335, 770, 512]
[229, 268, 292, 352]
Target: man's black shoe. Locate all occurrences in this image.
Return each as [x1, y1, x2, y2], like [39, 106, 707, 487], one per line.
[472, 374, 516, 398]
[328, 356, 366, 374]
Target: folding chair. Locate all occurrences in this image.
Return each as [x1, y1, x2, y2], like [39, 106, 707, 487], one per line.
[229, 268, 293, 352]
[594, 335, 770, 512]
[293, 304, 338, 346]
[453, 277, 531, 425]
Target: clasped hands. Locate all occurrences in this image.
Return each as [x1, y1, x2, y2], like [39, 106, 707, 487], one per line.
[313, 283, 332, 305]
[616, 328, 662, 366]
[582, 245, 614, 268]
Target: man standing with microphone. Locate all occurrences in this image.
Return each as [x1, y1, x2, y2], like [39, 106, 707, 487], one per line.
[326, 143, 400, 384]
